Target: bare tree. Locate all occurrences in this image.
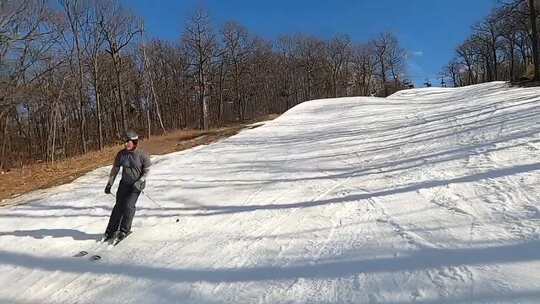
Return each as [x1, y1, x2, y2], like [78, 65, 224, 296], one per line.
[498, 5, 523, 80]
[472, 13, 502, 81]
[527, 0, 540, 80]
[0, 0, 60, 168]
[97, 0, 141, 134]
[293, 35, 325, 100]
[0, 1, 57, 108]
[140, 22, 166, 136]
[351, 44, 377, 96]
[182, 9, 217, 130]
[275, 35, 297, 108]
[58, 0, 90, 153]
[221, 21, 253, 121]
[387, 41, 407, 89]
[325, 34, 351, 98]
[456, 39, 478, 85]
[82, 0, 107, 150]
[443, 59, 462, 87]
[372, 32, 405, 96]
[498, 0, 539, 80]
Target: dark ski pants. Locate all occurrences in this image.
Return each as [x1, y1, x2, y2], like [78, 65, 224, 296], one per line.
[105, 182, 140, 235]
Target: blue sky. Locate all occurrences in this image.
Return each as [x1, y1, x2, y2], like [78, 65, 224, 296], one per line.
[126, 0, 497, 87]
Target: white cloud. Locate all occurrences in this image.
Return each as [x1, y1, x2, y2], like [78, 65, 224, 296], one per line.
[412, 51, 424, 56]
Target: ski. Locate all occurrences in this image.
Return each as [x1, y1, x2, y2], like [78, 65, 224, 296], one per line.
[73, 250, 88, 257]
[87, 242, 115, 262]
[73, 241, 105, 258]
[73, 231, 133, 262]
[73, 236, 114, 260]
[86, 232, 133, 262]
[90, 254, 102, 261]
[113, 231, 132, 246]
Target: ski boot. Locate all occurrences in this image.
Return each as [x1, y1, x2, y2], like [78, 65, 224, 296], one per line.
[114, 231, 131, 245]
[101, 232, 115, 243]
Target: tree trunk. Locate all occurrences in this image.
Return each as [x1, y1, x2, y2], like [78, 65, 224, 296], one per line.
[51, 103, 59, 163]
[146, 96, 151, 139]
[218, 60, 225, 124]
[510, 39, 515, 81]
[492, 44, 498, 81]
[529, 0, 540, 80]
[113, 52, 128, 132]
[333, 72, 338, 98]
[0, 114, 8, 170]
[149, 75, 165, 134]
[93, 60, 104, 150]
[140, 35, 166, 134]
[234, 62, 243, 121]
[74, 32, 87, 154]
[381, 61, 387, 96]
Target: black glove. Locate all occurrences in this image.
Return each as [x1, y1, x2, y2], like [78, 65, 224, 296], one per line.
[134, 178, 146, 192]
[104, 183, 112, 194]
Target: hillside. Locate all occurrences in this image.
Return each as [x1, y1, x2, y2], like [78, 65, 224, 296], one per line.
[1, 82, 539, 303]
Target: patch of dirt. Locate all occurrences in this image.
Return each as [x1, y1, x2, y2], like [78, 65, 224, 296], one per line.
[0, 115, 278, 206]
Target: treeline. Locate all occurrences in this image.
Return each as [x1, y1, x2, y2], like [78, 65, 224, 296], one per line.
[442, 0, 540, 86]
[0, 0, 409, 169]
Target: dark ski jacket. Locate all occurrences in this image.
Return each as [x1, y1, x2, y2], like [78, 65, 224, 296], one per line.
[108, 148, 151, 186]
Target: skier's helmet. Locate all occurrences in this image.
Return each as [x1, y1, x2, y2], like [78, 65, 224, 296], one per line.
[124, 130, 139, 142]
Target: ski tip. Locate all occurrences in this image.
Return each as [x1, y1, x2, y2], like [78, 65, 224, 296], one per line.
[74, 251, 88, 257]
[90, 255, 102, 261]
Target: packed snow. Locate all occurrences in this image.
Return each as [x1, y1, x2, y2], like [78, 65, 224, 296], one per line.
[1, 81, 540, 303]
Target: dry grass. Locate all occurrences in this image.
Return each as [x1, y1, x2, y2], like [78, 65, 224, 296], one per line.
[0, 115, 278, 205]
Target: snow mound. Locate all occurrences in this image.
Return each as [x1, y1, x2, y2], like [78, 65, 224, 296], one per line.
[1, 81, 540, 303]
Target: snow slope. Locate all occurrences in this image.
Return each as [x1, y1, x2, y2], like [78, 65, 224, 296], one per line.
[1, 81, 540, 303]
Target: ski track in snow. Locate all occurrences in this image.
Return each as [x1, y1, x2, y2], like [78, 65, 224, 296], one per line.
[1, 82, 540, 303]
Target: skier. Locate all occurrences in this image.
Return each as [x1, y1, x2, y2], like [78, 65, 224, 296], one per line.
[103, 130, 151, 243]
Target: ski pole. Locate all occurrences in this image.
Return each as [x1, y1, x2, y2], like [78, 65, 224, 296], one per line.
[141, 190, 163, 208]
[141, 191, 181, 222]
[110, 190, 179, 222]
[110, 190, 162, 208]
